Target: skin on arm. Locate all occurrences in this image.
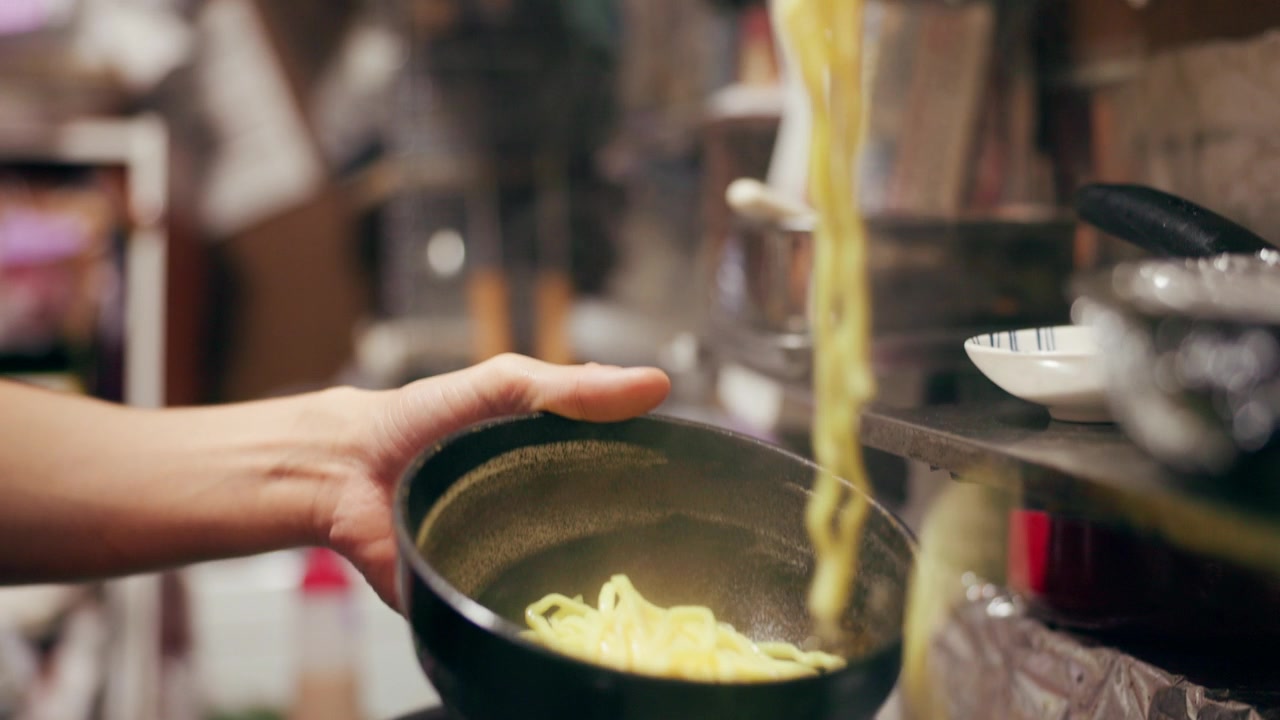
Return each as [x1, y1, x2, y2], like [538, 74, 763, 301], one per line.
[0, 354, 671, 607]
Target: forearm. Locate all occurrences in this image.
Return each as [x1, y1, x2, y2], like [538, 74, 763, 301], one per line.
[0, 381, 362, 584]
[0, 354, 670, 605]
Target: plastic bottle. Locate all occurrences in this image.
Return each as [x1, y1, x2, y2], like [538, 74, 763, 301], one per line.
[287, 549, 364, 720]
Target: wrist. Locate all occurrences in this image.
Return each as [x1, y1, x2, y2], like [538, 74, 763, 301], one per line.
[134, 386, 377, 558]
[287, 386, 382, 548]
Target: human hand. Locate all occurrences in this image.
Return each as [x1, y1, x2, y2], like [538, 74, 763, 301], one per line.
[315, 354, 671, 608]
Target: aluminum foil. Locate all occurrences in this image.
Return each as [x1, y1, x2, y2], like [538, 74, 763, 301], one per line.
[928, 595, 1277, 720]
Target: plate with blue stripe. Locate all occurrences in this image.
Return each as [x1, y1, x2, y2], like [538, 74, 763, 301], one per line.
[964, 325, 1109, 423]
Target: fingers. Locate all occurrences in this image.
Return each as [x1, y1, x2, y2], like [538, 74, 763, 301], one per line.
[379, 354, 671, 466]
[484, 354, 671, 422]
[358, 355, 668, 612]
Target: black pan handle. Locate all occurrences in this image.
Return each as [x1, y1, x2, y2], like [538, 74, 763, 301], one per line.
[1075, 183, 1275, 257]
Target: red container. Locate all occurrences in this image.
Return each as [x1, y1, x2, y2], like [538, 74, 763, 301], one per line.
[1006, 509, 1280, 645]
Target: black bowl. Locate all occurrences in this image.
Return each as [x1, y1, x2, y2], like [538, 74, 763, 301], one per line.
[394, 413, 915, 720]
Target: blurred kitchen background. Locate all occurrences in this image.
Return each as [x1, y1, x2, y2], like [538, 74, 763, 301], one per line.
[3, 0, 1280, 718]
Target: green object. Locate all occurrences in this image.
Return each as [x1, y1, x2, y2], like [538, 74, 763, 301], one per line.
[205, 708, 284, 720]
[564, 0, 619, 53]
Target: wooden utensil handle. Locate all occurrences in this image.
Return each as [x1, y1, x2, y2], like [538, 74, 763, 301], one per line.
[533, 270, 574, 365]
[467, 267, 514, 363]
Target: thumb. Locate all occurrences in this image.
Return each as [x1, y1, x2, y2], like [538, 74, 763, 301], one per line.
[375, 353, 671, 469]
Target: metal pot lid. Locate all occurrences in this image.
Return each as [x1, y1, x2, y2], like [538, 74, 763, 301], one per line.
[1079, 250, 1280, 325]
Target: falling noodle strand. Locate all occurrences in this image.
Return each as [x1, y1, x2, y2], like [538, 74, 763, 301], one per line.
[778, 0, 875, 639]
[522, 0, 874, 675]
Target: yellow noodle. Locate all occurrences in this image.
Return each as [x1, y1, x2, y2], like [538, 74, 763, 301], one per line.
[776, 0, 875, 639]
[524, 0, 873, 675]
[522, 575, 845, 682]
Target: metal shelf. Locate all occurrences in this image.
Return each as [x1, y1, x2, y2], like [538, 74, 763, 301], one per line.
[860, 400, 1280, 534]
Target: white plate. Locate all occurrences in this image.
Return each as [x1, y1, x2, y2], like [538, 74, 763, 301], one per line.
[964, 325, 1111, 423]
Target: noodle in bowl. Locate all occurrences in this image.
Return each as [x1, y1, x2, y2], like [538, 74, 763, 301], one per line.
[395, 413, 914, 720]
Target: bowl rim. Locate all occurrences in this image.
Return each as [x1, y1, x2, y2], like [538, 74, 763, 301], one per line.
[963, 324, 1096, 359]
[392, 411, 917, 688]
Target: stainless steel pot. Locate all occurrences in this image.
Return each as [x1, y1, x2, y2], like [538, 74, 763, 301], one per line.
[713, 216, 814, 338]
[707, 211, 1077, 381]
[1071, 184, 1280, 480]
[1072, 251, 1280, 480]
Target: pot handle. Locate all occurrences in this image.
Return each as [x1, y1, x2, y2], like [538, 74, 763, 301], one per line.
[1075, 183, 1275, 257]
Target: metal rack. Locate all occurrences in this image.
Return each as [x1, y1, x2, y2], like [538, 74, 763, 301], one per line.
[0, 115, 170, 720]
[860, 400, 1280, 570]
